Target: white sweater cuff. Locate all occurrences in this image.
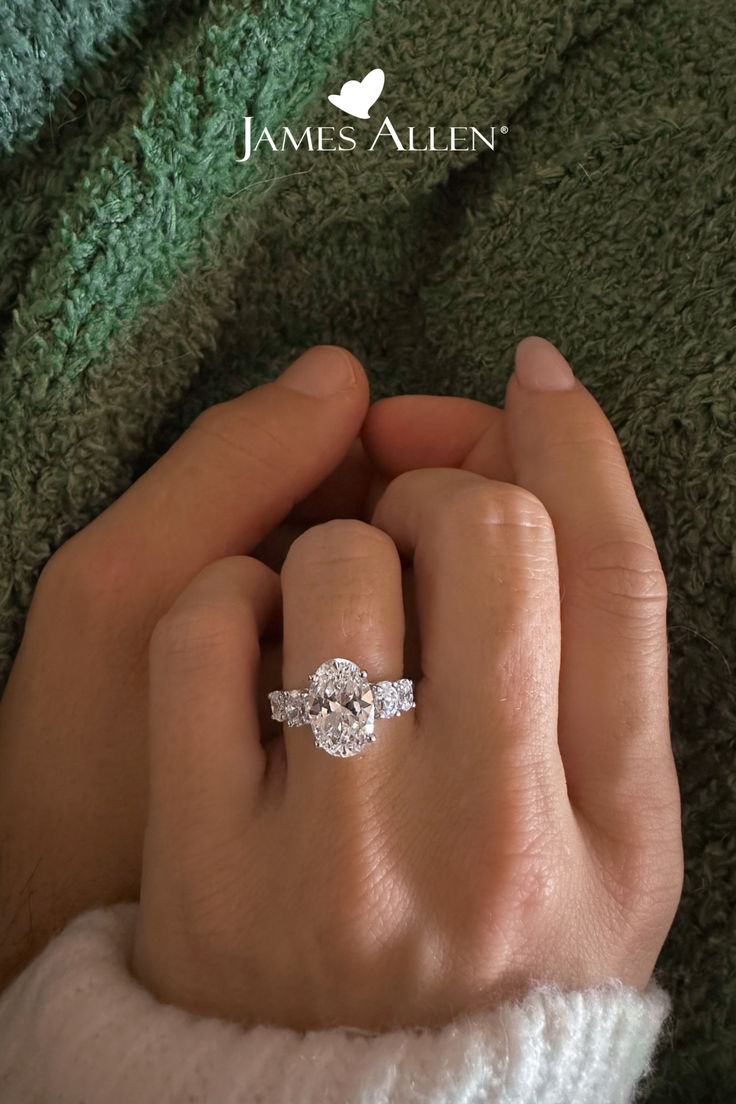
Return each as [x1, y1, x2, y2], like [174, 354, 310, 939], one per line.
[0, 903, 671, 1104]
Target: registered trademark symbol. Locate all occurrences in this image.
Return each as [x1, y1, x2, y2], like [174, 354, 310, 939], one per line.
[501, 126, 508, 134]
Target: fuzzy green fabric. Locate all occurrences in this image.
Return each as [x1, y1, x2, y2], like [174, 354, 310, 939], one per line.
[0, 0, 734, 1099]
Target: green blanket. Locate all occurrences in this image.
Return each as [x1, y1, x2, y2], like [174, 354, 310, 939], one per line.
[1, 1, 734, 1098]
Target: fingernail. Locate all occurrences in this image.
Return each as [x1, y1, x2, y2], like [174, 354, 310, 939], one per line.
[279, 346, 358, 397]
[513, 336, 576, 391]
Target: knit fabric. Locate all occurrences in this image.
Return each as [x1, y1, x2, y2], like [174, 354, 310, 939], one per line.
[0, 1, 733, 1101]
[0, 0, 163, 155]
[0, 903, 672, 1104]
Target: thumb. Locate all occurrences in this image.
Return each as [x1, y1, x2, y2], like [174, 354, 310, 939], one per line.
[66, 344, 369, 623]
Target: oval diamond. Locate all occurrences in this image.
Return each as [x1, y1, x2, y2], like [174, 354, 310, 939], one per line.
[305, 658, 375, 757]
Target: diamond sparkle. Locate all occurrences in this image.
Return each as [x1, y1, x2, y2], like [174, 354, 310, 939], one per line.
[305, 658, 375, 758]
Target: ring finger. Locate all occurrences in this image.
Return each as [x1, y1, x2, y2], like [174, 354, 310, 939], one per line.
[279, 519, 409, 793]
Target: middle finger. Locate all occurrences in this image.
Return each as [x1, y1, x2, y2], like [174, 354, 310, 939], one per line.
[371, 468, 567, 801]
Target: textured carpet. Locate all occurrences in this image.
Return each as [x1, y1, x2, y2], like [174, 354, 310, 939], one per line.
[0, 1, 734, 1100]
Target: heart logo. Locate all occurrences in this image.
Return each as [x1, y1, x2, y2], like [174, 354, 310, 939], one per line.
[328, 68, 385, 120]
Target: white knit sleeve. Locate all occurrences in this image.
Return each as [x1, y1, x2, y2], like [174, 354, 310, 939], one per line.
[0, 903, 671, 1104]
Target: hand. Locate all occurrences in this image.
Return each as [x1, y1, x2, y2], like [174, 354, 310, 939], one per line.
[131, 337, 684, 1033]
[0, 343, 505, 988]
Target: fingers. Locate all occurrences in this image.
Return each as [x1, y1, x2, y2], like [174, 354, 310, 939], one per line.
[290, 438, 376, 525]
[278, 519, 407, 788]
[251, 438, 382, 573]
[362, 395, 513, 482]
[370, 467, 567, 804]
[146, 555, 281, 853]
[62, 345, 368, 628]
[504, 337, 675, 835]
[260, 390, 511, 575]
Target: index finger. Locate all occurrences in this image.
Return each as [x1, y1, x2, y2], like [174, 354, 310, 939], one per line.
[504, 337, 678, 840]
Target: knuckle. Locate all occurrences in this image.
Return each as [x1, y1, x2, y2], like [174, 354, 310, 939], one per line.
[150, 601, 245, 665]
[37, 534, 137, 611]
[192, 400, 298, 477]
[191, 401, 238, 442]
[644, 843, 684, 928]
[634, 801, 684, 918]
[609, 843, 683, 946]
[587, 810, 684, 943]
[576, 539, 668, 617]
[381, 467, 425, 500]
[34, 545, 72, 600]
[499, 831, 561, 917]
[284, 518, 397, 572]
[448, 826, 564, 958]
[443, 481, 554, 536]
[196, 553, 271, 593]
[315, 822, 403, 956]
[428, 482, 555, 569]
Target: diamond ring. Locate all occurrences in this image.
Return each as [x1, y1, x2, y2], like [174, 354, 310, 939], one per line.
[268, 657, 415, 758]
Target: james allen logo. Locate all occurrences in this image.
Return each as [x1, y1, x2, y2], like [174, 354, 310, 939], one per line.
[236, 67, 508, 162]
[328, 67, 385, 119]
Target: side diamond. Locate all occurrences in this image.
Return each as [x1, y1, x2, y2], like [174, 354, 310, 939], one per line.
[269, 690, 286, 722]
[373, 681, 399, 718]
[284, 690, 308, 727]
[396, 679, 414, 711]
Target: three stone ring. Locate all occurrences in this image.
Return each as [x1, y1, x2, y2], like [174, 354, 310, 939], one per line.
[268, 657, 415, 758]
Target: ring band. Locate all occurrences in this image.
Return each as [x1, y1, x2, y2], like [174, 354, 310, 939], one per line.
[268, 657, 415, 758]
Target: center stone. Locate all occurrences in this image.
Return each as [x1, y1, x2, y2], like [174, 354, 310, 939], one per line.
[305, 658, 375, 758]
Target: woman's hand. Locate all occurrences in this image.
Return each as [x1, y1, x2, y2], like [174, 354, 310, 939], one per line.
[0, 347, 382, 986]
[0, 341, 506, 990]
[131, 337, 684, 1032]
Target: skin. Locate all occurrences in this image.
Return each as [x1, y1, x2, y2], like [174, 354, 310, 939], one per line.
[0, 340, 683, 1032]
[0, 344, 495, 986]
